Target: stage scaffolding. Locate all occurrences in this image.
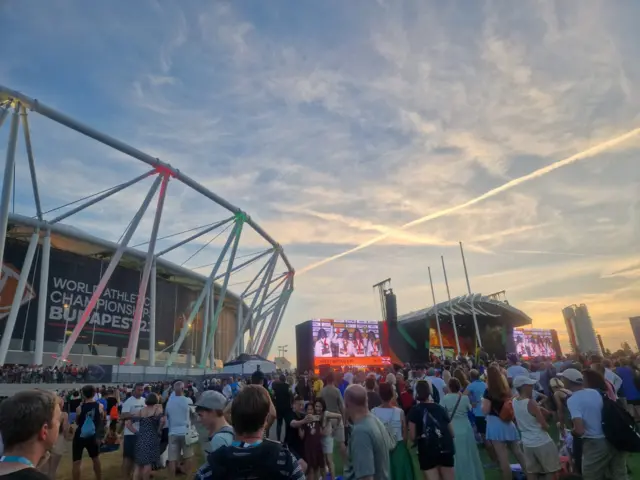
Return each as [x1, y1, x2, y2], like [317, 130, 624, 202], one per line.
[0, 85, 294, 367]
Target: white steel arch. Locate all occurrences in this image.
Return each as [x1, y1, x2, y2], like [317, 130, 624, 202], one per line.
[0, 85, 294, 367]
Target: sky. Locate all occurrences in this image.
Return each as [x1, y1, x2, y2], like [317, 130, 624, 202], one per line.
[1, 0, 639, 361]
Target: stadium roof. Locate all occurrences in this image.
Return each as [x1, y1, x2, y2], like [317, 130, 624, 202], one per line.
[398, 293, 532, 327]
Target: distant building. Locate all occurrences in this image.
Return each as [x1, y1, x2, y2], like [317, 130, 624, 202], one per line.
[274, 356, 292, 371]
[562, 304, 601, 355]
[630, 317, 640, 351]
[596, 332, 606, 354]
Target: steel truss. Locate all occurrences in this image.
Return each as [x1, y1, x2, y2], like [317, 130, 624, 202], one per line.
[0, 86, 294, 367]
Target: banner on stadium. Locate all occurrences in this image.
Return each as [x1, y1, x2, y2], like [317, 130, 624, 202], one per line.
[1, 239, 201, 353]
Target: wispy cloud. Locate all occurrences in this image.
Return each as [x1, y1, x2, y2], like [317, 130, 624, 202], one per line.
[2, 0, 639, 355]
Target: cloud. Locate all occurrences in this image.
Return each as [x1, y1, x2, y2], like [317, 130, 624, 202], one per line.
[2, 1, 640, 358]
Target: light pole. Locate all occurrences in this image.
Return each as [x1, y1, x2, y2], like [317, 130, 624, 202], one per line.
[277, 345, 288, 358]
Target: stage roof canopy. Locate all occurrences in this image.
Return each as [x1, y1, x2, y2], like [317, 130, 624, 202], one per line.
[398, 293, 532, 328]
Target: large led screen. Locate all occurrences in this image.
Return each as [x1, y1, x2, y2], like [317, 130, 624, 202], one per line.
[312, 319, 390, 368]
[513, 328, 557, 359]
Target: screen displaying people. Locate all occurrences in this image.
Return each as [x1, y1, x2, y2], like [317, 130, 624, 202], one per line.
[312, 319, 383, 359]
[513, 328, 557, 359]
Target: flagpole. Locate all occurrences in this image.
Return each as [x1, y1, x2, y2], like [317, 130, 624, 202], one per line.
[428, 267, 445, 360]
[441, 256, 461, 355]
[460, 242, 483, 348]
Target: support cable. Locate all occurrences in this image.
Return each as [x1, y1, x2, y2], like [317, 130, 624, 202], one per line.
[180, 222, 233, 267]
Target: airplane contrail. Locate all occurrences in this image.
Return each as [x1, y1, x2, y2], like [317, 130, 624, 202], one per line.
[297, 126, 640, 275]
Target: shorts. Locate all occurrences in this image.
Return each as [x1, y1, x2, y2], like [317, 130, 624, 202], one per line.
[123, 435, 137, 460]
[332, 425, 345, 443]
[168, 434, 194, 462]
[474, 416, 487, 435]
[72, 436, 100, 462]
[417, 449, 454, 471]
[321, 435, 334, 454]
[523, 441, 561, 474]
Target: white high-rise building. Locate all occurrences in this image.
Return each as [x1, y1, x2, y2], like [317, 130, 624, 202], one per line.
[562, 304, 601, 355]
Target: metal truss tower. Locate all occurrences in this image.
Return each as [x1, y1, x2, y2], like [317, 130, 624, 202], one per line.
[0, 85, 294, 367]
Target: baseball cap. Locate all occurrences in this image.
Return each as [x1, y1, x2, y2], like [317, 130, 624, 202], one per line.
[513, 376, 537, 389]
[559, 368, 583, 384]
[195, 390, 227, 411]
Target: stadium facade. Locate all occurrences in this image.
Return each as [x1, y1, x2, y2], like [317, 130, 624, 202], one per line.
[0, 85, 294, 367]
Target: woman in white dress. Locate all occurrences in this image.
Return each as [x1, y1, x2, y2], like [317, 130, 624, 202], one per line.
[314, 328, 333, 358]
[365, 331, 381, 357]
[352, 329, 366, 357]
[334, 329, 355, 357]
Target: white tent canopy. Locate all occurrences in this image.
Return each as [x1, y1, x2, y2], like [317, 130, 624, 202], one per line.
[221, 354, 276, 375]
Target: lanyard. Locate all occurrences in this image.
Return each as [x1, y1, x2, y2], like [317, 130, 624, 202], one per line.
[232, 440, 263, 448]
[0, 456, 34, 468]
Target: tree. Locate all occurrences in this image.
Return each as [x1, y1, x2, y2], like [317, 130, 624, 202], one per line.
[621, 341, 633, 355]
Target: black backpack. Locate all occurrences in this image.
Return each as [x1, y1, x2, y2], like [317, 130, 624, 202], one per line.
[207, 440, 295, 479]
[601, 392, 640, 452]
[419, 404, 454, 456]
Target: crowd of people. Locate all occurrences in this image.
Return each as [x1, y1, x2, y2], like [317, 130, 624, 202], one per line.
[0, 351, 639, 479]
[0, 365, 90, 384]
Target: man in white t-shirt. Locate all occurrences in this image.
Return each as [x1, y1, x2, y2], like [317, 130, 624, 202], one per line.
[560, 368, 628, 480]
[166, 381, 195, 478]
[120, 383, 146, 478]
[427, 368, 447, 400]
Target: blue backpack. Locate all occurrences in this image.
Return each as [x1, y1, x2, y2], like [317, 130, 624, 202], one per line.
[80, 408, 97, 438]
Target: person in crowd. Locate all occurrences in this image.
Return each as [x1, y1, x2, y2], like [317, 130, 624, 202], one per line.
[615, 359, 640, 420]
[318, 372, 347, 470]
[125, 392, 164, 480]
[411, 365, 427, 396]
[311, 398, 342, 480]
[372, 383, 414, 480]
[295, 376, 311, 402]
[560, 368, 628, 480]
[408, 380, 454, 480]
[602, 359, 623, 394]
[300, 402, 324, 480]
[365, 377, 382, 410]
[513, 376, 560, 480]
[506, 353, 529, 395]
[195, 390, 233, 455]
[442, 378, 484, 480]
[482, 365, 526, 480]
[451, 369, 469, 393]
[312, 375, 324, 401]
[585, 367, 616, 401]
[466, 369, 494, 464]
[343, 384, 390, 480]
[72, 385, 104, 480]
[285, 395, 311, 472]
[274, 374, 294, 442]
[194, 385, 305, 479]
[0, 390, 61, 480]
[165, 381, 195, 478]
[39, 396, 71, 479]
[120, 383, 146, 479]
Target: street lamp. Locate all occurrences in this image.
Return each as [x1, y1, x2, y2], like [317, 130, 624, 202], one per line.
[277, 345, 288, 358]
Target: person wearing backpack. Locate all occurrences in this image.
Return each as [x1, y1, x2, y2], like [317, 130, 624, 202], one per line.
[194, 391, 234, 455]
[72, 385, 104, 480]
[408, 380, 454, 479]
[481, 365, 526, 480]
[560, 368, 629, 480]
[194, 385, 304, 480]
[372, 383, 414, 480]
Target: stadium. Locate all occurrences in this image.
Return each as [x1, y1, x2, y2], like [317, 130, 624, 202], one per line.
[0, 85, 294, 368]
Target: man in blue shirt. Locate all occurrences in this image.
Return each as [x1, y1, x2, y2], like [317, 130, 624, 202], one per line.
[467, 369, 495, 464]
